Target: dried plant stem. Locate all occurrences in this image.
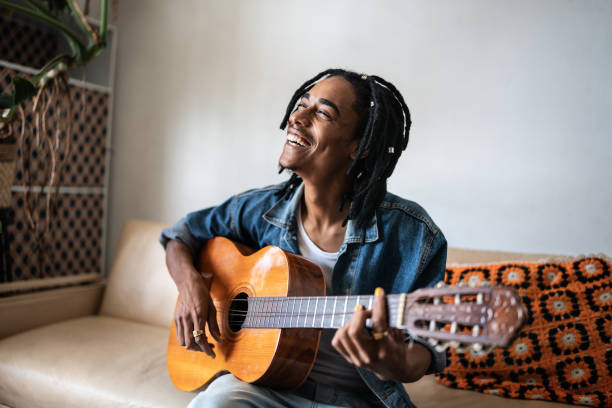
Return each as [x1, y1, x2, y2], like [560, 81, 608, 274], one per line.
[18, 72, 72, 277]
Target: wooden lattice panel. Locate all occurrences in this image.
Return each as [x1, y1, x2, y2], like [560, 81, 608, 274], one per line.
[1, 64, 108, 281]
[6, 192, 104, 280]
[0, 16, 57, 69]
[1, 67, 108, 189]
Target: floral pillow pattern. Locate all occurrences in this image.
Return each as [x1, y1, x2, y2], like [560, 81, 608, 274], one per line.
[437, 256, 611, 407]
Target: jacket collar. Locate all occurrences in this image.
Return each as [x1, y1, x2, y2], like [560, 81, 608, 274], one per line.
[263, 183, 380, 244]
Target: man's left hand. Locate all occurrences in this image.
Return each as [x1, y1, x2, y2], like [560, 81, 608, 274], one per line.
[331, 287, 431, 382]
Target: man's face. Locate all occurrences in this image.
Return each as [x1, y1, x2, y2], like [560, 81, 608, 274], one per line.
[279, 76, 361, 182]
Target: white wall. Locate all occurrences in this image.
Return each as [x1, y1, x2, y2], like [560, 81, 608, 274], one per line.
[107, 0, 612, 269]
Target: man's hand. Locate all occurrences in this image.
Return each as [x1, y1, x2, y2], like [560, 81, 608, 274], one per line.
[167, 240, 221, 357]
[331, 287, 432, 382]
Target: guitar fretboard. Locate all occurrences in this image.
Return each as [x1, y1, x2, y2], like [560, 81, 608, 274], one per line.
[238, 294, 408, 329]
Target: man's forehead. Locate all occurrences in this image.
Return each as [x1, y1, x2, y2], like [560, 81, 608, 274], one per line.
[302, 76, 356, 112]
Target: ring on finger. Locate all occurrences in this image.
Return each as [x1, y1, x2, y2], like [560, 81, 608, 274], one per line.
[192, 329, 205, 338]
[372, 330, 389, 341]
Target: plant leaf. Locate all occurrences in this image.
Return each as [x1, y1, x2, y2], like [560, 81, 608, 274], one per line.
[12, 77, 36, 105]
[0, 93, 13, 109]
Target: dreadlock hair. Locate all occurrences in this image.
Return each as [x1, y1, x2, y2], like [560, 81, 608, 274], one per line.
[277, 68, 412, 233]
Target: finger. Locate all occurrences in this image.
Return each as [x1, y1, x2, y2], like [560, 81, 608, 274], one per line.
[372, 287, 388, 333]
[348, 305, 372, 343]
[346, 305, 375, 367]
[175, 317, 185, 346]
[207, 301, 222, 342]
[182, 315, 194, 349]
[332, 328, 355, 365]
[192, 310, 216, 358]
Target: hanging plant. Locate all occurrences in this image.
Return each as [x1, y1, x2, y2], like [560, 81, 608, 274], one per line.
[0, 0, 109, 279]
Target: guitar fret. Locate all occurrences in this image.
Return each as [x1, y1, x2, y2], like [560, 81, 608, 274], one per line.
[306, 298, 310, 328]
[322, 297, 327, 328]
[260, 298, 266, 328]
[273, 298, 279, 328]
[262, 298, 268, 328]
[313, 297, 318, 327]
[277, 298, 283, 328]
[252, 299, 258, 327]
[333, 297, 338, 328]
[342, 297, 348, 326]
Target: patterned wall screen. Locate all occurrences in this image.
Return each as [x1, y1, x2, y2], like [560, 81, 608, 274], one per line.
[0, 17, 109, 283]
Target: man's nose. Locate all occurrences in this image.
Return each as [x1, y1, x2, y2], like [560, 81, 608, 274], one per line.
[290, 108, 311, 127]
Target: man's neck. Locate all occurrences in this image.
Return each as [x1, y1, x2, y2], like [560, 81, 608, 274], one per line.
[299, 178, 351, 252]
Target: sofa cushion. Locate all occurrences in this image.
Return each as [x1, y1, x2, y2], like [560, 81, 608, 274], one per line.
[100, 220, 177, 327]
[437, 255, 612, 407]
[0, 315, 194, 408]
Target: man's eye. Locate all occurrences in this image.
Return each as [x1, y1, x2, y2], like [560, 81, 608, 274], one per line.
[296, 103, 306, 109]
[317, 110, 331, 118]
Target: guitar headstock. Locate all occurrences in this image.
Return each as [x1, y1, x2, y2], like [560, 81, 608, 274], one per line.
[400, 282, 527, 353]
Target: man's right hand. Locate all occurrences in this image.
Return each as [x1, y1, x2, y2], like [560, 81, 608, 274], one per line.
[166, 240, 222, 357]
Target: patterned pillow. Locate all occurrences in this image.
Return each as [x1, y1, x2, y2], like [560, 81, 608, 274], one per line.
[436, 255, 612, 407]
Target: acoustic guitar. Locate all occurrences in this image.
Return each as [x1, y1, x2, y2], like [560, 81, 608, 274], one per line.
[167, 237, 526, 392]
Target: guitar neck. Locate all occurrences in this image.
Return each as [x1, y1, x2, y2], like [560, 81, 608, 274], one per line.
[240, 294, 410, 330]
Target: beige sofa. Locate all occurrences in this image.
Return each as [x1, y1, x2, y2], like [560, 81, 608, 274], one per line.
[0, 219, 573, 408]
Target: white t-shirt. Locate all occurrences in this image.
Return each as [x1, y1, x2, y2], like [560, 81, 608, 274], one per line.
[296, 202, 372, 393]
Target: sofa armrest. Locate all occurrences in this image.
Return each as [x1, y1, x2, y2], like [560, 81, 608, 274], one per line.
[0, 275, 105, 339]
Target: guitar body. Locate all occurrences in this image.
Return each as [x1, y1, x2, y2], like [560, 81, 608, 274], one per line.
[167, 237, 325, 392]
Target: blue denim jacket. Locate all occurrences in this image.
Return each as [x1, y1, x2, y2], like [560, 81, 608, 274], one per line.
[160, 182, 447, 408]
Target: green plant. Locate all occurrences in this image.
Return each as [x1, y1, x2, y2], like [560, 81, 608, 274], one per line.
[0, 0, 109, 123]
[0, 0, 109, 281]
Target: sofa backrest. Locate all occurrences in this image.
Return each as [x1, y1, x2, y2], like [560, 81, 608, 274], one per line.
[447, 247, 554, 265]
[99, 219, 176, 327]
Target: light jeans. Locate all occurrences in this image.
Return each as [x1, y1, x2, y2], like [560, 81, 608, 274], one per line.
[187, 373, 384, 408]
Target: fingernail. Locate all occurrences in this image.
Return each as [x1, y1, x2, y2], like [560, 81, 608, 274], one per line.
[375, 287, 384, 296]
[354, 304, 362, 311]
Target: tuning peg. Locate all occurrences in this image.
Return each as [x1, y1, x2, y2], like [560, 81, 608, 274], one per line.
[429, 320, 437, 332]
[455, 343, 469, 353]
[427, 337, 439, 346]
[478, 280, 492, 287]
[435, 281, 447, 288]
[457, 280, 467, 287]
[435, 342, 449, 352]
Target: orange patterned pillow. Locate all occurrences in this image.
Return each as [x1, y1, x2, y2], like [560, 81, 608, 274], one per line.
[436, 255, 612, 407]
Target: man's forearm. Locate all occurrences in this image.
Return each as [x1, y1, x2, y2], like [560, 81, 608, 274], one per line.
[166, 240, 202, 290]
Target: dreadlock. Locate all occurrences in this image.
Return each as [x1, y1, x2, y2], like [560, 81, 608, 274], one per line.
[276, 68, 411, 233]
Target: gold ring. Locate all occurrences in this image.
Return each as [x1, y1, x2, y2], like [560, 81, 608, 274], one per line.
[372, 330, 389, 340]
[192, 329, 204, 338]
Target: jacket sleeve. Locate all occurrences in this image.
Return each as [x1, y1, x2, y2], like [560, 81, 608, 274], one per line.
[159, 192, 263, 256]
[158, 216, 202, 256]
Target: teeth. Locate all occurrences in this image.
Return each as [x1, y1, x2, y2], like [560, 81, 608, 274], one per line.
[287, 134, 308, 147]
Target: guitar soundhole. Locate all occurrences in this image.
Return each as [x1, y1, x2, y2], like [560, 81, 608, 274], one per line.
[229, 292, 249, 332]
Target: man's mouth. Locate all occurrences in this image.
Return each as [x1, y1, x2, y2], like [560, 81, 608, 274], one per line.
[286, 129, 312, 148]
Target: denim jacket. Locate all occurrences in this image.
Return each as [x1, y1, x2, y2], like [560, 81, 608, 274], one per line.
[160, 182, 447, 408]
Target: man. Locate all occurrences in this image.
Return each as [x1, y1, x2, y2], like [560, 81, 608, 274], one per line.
[160, 68, 447, 407]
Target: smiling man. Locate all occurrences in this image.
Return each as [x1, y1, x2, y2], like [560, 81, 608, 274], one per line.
[160, 69, 447, 408]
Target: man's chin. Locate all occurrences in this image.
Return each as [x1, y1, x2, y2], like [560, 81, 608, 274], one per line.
[278, 161, 296, 172]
